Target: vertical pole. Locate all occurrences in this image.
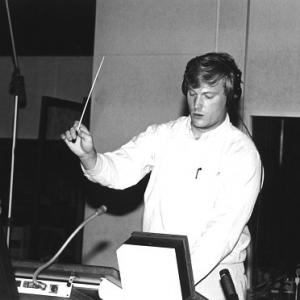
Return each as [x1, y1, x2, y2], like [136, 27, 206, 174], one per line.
[6, 95, 19, 247]
[279, 118, 285, 167]
[215, 0, 221, 52]
[241, 0, 251, 124]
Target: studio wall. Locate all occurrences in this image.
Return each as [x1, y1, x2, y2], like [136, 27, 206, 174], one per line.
[244, 1, 300, 123]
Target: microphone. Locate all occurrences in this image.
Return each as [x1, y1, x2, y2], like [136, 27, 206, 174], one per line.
[9, 67, 26, 108]
[219, 269, 239, 300]
[32, 205, 107, 289]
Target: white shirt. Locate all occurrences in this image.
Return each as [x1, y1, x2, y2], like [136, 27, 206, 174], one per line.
[83, 115, 262, 298]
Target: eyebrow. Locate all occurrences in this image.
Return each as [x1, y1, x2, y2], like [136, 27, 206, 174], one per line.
[188, 88, 218, 94]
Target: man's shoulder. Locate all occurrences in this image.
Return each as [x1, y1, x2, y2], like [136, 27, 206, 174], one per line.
[225, 124, 260, 157]
[147, 116, 189, 134]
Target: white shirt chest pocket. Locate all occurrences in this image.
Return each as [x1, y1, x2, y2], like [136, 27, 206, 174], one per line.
[181, 167, 221, 226]
[192, 167, 221, 202]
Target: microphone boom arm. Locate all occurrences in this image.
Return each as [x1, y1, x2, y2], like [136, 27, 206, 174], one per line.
[32, 205, 107, 288]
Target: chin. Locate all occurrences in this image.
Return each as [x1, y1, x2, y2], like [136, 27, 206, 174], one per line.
[193, 117, 217, 130]
[192, 118, 206, 127]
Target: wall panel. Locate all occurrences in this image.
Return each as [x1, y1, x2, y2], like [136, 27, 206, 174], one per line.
[245, 0, 300, 122]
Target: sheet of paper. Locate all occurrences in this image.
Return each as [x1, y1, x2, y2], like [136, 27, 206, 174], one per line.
[117, 244, 183, 300]
[98, 278, 124, 300]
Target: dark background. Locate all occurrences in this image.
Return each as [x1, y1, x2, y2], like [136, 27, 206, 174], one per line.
[0, 0, 96, 56]
[0, 0, 97, 263]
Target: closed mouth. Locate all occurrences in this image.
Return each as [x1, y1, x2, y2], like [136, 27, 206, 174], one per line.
[193, 113, 203, 117]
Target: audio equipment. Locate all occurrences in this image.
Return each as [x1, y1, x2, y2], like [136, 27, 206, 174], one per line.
[13, 260, 120, 299]
[220, 269, 239, 300]
[11, 206, 119, 299]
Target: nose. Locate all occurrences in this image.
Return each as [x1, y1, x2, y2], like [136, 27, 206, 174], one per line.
[194, 94, 203, 110]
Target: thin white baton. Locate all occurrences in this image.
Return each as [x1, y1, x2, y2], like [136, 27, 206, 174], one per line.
[77, 56, 105, 131]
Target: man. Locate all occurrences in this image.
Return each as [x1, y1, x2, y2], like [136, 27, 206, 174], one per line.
[61, 52, 262, 300]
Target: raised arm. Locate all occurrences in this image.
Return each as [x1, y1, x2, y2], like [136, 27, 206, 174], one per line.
[61, 121, 97, 170]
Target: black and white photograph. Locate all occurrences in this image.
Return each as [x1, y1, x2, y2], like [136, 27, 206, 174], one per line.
[0, 1, 299, 299]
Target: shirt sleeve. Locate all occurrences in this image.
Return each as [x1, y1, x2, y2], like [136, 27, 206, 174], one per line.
[191, 143, 262, 285]
[82, 124, 161, 189]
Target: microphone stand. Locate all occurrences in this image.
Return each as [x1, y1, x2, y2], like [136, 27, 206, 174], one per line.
[32, 205, 107, 288]
[4, 0, 26, 248]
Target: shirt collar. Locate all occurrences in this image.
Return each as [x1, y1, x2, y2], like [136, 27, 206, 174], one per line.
[187, 114, 231, 140]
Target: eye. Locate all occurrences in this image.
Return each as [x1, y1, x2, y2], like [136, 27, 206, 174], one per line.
[203, 93, 214, 100]
[188, 89, 197, 97]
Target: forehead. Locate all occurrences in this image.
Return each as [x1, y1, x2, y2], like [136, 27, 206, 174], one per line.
[189, 80, 225, 93]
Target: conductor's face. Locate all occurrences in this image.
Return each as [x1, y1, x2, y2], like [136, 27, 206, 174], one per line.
[187, 80, 227, 139]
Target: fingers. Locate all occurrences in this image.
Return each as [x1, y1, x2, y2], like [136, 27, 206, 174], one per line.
[61, 131, 77, 147]
[61, 121, 93, 151]
[70, 126, 78, 140]
[61, 126, 78, 142]
[75, 121, 90, 134]
[61, 121, 85, 141]
[61, 121, 96, 163]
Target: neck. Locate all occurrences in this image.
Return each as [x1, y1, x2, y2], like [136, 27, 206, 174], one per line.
[190, 114, 227, 139]
[191, 127, 202, 139]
